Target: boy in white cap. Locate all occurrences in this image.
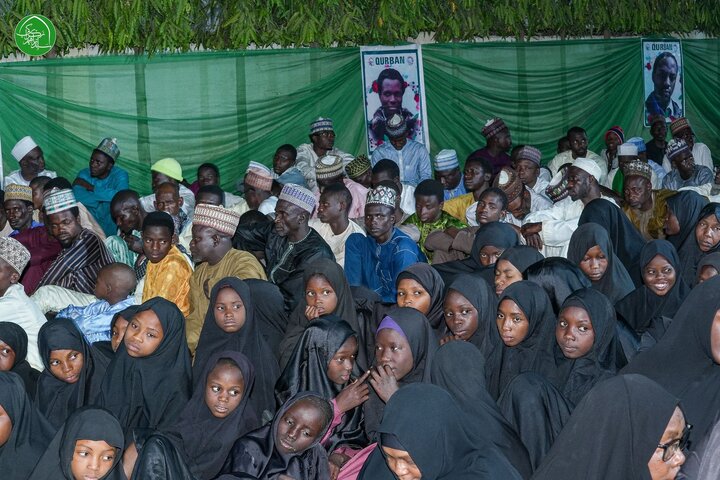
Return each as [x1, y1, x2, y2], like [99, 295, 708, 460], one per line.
[5, 136, 57, 187]
[434, 149, 466, 201]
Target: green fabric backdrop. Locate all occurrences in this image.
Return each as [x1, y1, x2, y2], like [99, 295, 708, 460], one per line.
[0, 38, 717, 195]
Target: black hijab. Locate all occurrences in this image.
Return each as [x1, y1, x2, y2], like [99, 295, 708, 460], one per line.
[217, 391, 333, 480]
[497, 245, 545, 281]
[433, 221, 519, 286]
[246, 278, 288, 354]
[193, 277, 279, 420]
[363, 307, 437, 441]
[665, 192, 709, 284]
[524, 257, 592, 315]
[396, 263, 446, 334]
[35, 318, 108, 429]
[547, 288, 619, 406]
[30, 406, 126, 480]
[578, 198, 646, 287]
[0, 371, 55, 480]
[567, 222, 635, 304]
[358, 384, 523, 480]
[532, 374, 679, 480]
[0, 322, 40, 399]
[697, 252, 720, 283]
[442, 274, 499, 358]
[97, 297, 192, 438]
[133, 351, 259, 480]
[679, 203, 720, 285]
[622, 275, 720, 438]
[275, 316, 366, 452]
[430, 342, 532, 478]
[615, 240, 690, 338]
[486, 281, 556, 399]
[93, 305, 142, 362]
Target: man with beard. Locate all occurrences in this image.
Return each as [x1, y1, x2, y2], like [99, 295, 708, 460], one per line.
[295, 117, 353, 192]
[104, 190, 147, 269]
[547, 126, 608, 184]
[662, 138, 713, 192]
[5, 136, 57, 187]
[622, 161, 675, 241]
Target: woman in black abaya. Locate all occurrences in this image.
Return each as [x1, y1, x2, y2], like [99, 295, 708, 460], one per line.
[0, 321, 40, 398]
[395, 263, 446, 336]
[664, 191, 709, 285]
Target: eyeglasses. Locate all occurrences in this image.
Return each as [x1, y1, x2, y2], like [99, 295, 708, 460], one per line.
[657, 424, 692, 462]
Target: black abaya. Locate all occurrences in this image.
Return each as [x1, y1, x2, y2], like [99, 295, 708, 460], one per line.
[0, 321, 40, 399]
[665, 192, 710, 285]
[396, 263, 446, 335]
[523, 257, 591, 314]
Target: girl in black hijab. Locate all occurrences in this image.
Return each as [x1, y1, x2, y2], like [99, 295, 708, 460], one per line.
[358, 384, 523, 480]
[125, 351, 259, 480]
[431, 342, 533, 478]
[217, 391, 334, 480]
[97, 297, 192, 439]
[616, 240, 690, 351]
[193, 277, 279, 421]
[35, 318, 108, 429]
[696, 251, 720, 284]
[674, 203, 720, 286]
[280, 259, 362, 369]
[440, 274, 499, 358]
[578, 198, 646, 287]
[433, 221, 519, 286]
[523, 257, 591, 314]
[30, 406, 126, 480]
[363, 306, 437, 442]
[494, 245, 545, 297]
[0, 371, 55, 480]
[93, 305, 140, 361]
[623, 275, 720, 440]
[568, 222, 635, 304]
[486, 281, 556, 399]
[0, 321, 40, 398]
[665, 191, 709, 284]
[532, 374, 687, 480]
[395, 263, 445, 336]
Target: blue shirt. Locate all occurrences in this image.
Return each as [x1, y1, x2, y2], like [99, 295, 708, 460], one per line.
[73, 166, 129, 237]
[443, 173, 467, 201]
[59, 296, 136, 344]
[344, 227, 426, 302]
[371, 139, 432, 187]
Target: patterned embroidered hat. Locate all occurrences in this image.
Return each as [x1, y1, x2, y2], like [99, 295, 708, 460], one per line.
[4, 184, 33, 204]
[545, 166, 570, 203]
[434, 149, 459, 172]
[670, 117, 692, 137]
[346, 155, 371, 179]
[43, 188, 78, 215]
[481, 117, 507, 139]
[278, 184, 316, 214]
[95, 137, 120, 162]
[493, 167, 524, 203]
[192, 204, 241, 236]
[11, 136, 39, 162]
[623, 161, 652, 182]
[386, 113, 408, 138]
[666, 138, 690, 161]
[310, 117, 334, 135]
[315, 154, 345, 180]
[0, 237, 30, 275]
[245, 168, 274, 192]
[366, 185, 397, 209]
[517, 146, 542, 166]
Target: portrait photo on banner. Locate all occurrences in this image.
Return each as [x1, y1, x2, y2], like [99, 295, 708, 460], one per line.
[642, 39, 684, 126]
[360, 45, 429, 154]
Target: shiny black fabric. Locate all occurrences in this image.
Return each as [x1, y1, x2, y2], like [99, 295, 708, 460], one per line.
[396, 263, 446, 334]
[35, 318, 108, 428]
[193, 277, 279, 420]
[664, 192, 709, 285]
[523, 257, 591, 315]
[0, 321, 40, 399]
[696, 252, 720, 283]
[497, 246, 545, 280]
[246, 279, 288, 354]
[275, 317, 367, 452]
[0, 371, 55, 480]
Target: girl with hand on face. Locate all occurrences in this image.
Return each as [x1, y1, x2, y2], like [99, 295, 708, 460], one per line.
[193, 277, 279, 422]
[35, 318, 108, 429]
[30, 406, 126, 480]
[395, 263, 445, 337]
[97, 297, 192, 440]
[0, 321, 41, 399]
[123, 351, 259, 480]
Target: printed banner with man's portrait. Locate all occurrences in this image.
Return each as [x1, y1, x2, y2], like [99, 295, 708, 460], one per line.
[643, 39, 684, 127]
[360, 45, 429, 154]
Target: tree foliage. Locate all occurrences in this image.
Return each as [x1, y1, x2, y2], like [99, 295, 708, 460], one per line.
[1, 0, 719, 57]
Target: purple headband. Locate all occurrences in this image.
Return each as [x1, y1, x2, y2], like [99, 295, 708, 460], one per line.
[376, 315, 407, 339]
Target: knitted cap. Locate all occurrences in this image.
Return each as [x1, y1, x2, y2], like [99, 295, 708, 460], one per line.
[623, 161, 652, 182]
[346, 155, 371, 179]
[245, 168, 273, 192]
[192, 204, 241, 236]
[310, 117, 334, 135]
[434, 149, 459, 172]
[517, 146, 542, 165]
[151, 158, 184, 181]
[95, 137, 120, 162]
[670, 117, 691, 137]
[4, 184, 33, 203]
[545, 167, 570, 203]
[493, 167, 524, 203]
[666, 138, 690, 161]
[11, 136, 39, 162]
[481, 117, 507, 139]
[627, 137, 647, 154]
[278, 184, 316, 214]
[617, 143, 638, 156]
[315, 154, 345, 180]
[0, 237, 30, 274]
[43, 188, 78, 215]
[571, 158, 602, 182]
[366, 185, 397, 209]
[604, 126, 625, 144]
[386, 113, 408, 138]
